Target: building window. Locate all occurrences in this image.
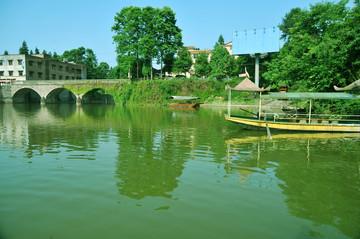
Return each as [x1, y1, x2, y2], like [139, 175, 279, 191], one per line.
[65, 67, 69, 72]
[59, 75, 63, 80]
[8, 60, 13, 66]
[52, 64, 56, 70]
[66, 76, 70, 80]
[76, 69, 81, 74]
[29, 61, 33, 67]
[0, 61, 3, 66]
[59, 66, 63, 71]
[52, 74, 56, 80]
[29, 71, 34, 77]
[38, 72, 43, 78]
[19, 71, 23, 76]
[17, 59, 23, 65]
[0, 71, 4, 76]
[9, 71, 13, 76]
[38, 62, 42, 67]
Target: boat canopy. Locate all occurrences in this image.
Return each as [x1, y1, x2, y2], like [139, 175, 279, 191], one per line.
[226, 78, 270, 92]
[171, 96, 199, 100]
[263, 92, 360, 100]
[334, 79, 360, 92]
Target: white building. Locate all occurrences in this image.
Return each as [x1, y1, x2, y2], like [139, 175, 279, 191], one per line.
[0, 54, 87, 82]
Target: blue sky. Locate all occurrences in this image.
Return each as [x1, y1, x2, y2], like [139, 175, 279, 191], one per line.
[0, 0, 340, 67]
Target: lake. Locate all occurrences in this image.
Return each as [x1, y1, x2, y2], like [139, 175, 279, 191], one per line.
[0, 104, 359, 239]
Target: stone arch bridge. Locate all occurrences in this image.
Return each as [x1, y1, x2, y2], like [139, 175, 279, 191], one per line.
[0, 79, 129, 104]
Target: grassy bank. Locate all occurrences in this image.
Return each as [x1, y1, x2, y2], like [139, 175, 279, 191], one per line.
[69, 78, 255, 106]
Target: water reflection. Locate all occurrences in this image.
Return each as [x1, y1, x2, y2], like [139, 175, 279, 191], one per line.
[1, 104, 359, 238]
[226, 132, 360, 238]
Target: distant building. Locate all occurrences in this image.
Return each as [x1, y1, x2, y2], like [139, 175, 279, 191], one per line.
[166, 44, 235, 78]
[185, 46, 212, 77]
[0, 54, 87, 82]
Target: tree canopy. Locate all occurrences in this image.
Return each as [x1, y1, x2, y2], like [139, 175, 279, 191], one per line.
[19, 41, 29, 55]
[264, 0, 360, 92]
[112, 6, 183, 79]
[194, 53, 211, 77]
[173, 47, 192, 75]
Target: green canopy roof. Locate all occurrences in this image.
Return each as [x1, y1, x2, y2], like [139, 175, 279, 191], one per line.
[263, 92, 360, 100]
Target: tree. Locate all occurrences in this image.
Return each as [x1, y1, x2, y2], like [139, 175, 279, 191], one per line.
[61, 47, 99, 79]
[194, 53, 211, 77]
[210, 46, 233, 79]
[96, 62, 110, 79]
[35, 47, 40, 54]
[84, 48, 98, 79]
[264, 0, 357, 92]
[62, 47, 86, 62]
[140, 6, 158, 79]
[52, 52, 61, 61]
[19, 41, 29, 55]
[112, 6, 143, 79]
[173, 48, 193, 75]
[214, 34, 225, 47]
[4, 50, 9, 55]
[154, 7, 183, 78]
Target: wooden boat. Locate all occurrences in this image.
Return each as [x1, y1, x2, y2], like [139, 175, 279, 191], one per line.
[168, 102, 202, 108]
[225, 79, 360, 132]
[168, 96, 202, 108]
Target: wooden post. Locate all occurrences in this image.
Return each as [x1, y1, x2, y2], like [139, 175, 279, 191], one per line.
[258, 92, 262, 120]
[308, 99, 312, 123]
[228, 89, 231, 117]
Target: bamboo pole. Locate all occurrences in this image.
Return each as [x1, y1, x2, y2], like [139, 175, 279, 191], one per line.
[258, 92, 262, 120]
[308, 99, 312, 123]
[228, 89, 231, 117]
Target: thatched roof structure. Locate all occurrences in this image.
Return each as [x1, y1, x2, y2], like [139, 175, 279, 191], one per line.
[226, 78, 270, 92]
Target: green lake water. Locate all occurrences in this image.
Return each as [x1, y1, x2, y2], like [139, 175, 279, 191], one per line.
[0, 104, 359, 239]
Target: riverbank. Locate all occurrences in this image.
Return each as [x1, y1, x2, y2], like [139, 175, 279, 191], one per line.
[87, 78, 256, 106]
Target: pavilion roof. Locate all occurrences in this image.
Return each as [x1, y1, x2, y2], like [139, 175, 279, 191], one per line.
[226, 78, 270, 92]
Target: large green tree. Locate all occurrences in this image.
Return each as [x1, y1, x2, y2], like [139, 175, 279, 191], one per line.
[264, 0, 360, 92]
[173, 47, 193, 75]
[194, 53, 211, 77]
[112, 6, 182, 79]
[210, 46, 233, 79]
[61, 47, 98, 79]
[153, 7, 183, 78]
[112, 6, 143, 79]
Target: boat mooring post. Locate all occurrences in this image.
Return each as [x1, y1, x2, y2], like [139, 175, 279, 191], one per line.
[228, 89, 231, 117]
[258, 92, 262, 120]
[308, 99, 312, 123]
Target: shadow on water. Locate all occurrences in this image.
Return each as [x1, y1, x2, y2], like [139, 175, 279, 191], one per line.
[81, 104, 115, 118]
[45, 103, 77, 119]
[225, 131, 360, 238]
[12, 103, 41, 115]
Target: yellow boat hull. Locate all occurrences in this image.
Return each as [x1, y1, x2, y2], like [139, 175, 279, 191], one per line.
[225, 116, 360, 132]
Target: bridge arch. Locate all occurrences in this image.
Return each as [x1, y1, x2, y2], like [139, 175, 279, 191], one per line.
[45, 88, 77, 104]
[82, 88, 115, 104]
[12, 88, 41, 103]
